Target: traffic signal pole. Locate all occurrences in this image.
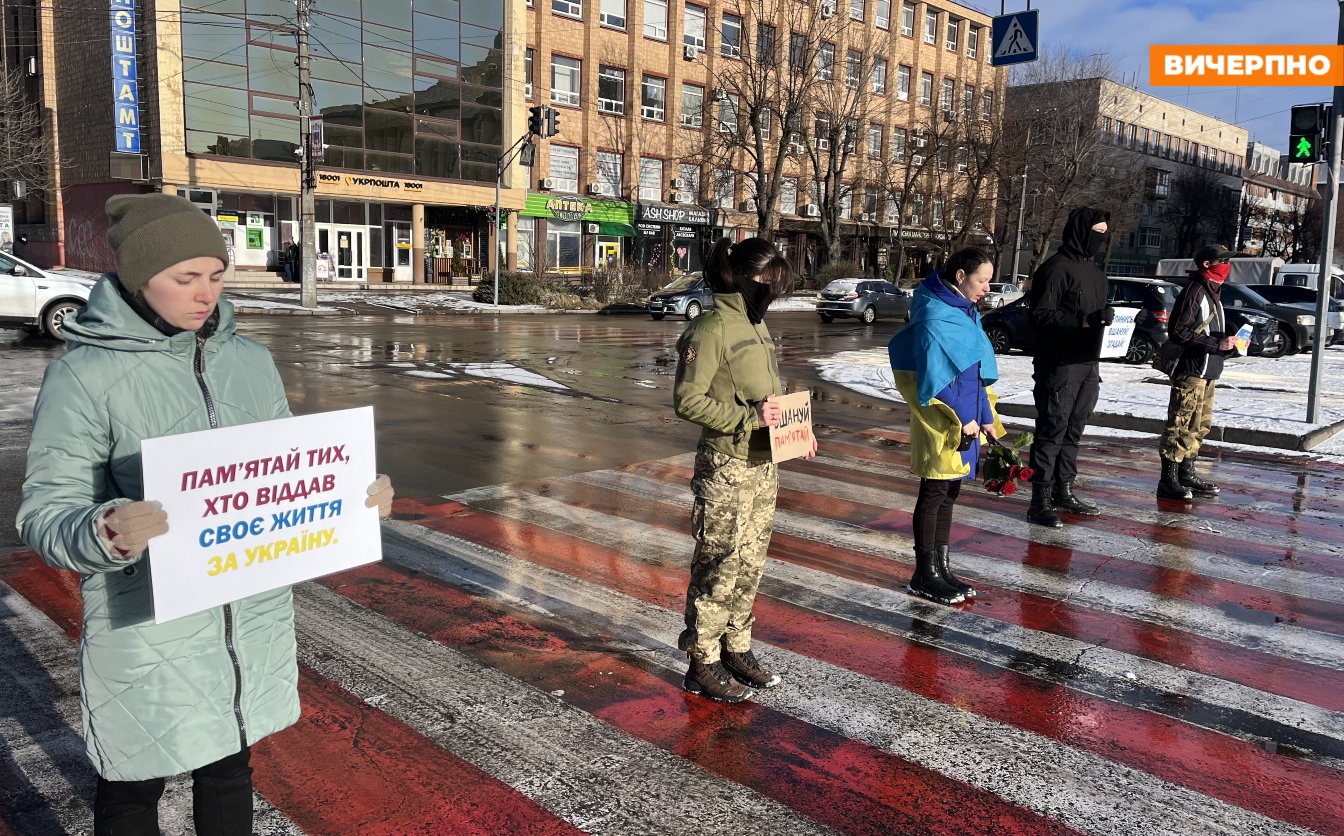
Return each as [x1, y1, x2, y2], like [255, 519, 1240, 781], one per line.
[1307, 2, 1344, 423]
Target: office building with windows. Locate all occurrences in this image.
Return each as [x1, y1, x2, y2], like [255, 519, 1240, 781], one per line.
[53, 0, 522, 283]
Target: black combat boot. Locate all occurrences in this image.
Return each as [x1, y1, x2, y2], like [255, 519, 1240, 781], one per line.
[1157, 457, 1193, 500]
[934, 545, 975, 599]
[1027, 482, 1063, 528]
[1052, 480, 1101, 516]
[683, 658, 752, 702]
[721, 642, 782, 688]
[1178, 458, 1220, 498]
[907, 546, 966, 605]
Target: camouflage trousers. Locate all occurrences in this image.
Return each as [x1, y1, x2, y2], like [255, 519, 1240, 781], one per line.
[1159, 374, 1217, 462]
[678, 446, 779, 664]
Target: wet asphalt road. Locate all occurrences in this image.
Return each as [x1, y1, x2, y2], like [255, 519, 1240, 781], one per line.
[0, 310, 908, 550]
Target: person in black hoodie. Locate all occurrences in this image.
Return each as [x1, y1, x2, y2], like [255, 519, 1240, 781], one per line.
[1025, 206, 1113, 528]
[1156, 244, 1239, 500]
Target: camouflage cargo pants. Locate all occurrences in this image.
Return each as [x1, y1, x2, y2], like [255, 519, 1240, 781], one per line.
[1158, 374, 1217, 462]
[678, 446, 779, 664]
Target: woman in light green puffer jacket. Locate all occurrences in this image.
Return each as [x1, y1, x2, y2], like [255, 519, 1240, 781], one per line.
[16, 194, 392, 836]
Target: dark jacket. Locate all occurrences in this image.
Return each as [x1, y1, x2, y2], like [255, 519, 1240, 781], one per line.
[1029, 207, 1110, 365]
[1169, 272, 1231, 380]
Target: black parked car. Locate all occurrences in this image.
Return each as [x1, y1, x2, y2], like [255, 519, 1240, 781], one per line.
[1244, 284, 1344, 346]
[981, 277, 1277, 361]
[1212, 282, 1313, 358]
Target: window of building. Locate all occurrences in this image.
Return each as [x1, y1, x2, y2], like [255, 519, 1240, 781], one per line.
[684, 4, 706, 47]
[897, 64, 911, 100]
[957, 143, 968, 172]
[517, 217, 536, 272]
[789, 32, 806, 71]
[919, 71, 932, 106]
[1139, 127, 1150, 153]
[872, 58, 887, 94]
[846, 50, 862, 88]
[714, 169, 735, 209]
[600, 0, 626, 29]
[981, 89, 993, 120]
[839, 187, 852, 219]
[553, 0, 581, 20]
[644, 0, 668, 39]
[598, 66, 625, 114]
[1127, 124, 1137, 149]
[850, 0, 864, 22]
[756, 107, 771, 139]
[901, 1, 914, 36]
[932, 195, 944, 227]
[885, 191, 901, 222]
[642, 74, 666, 120]
[1138, 227, 1162, 248]
[639, 157, 663, 201]
[963, 84, 975, 119]
[681, 83, 704, 126]
[1153, 169, 1171, 197]
[941, 77, 954, 115]
[780, 178, 798, 214]
[945, 17, 959, 52]
[876, 0, 890, 28]
[815, 113, 831, 149]
[548, 220, 582, 269]
[910, 193, 925, 223]
[721, 13, 742, 58]
[1102, 116, 1112, 138]
[595, 150, 623, 196]
[892, 127, 906, 161]
[678, 163, 701, 200]
[549, 145, 580, 192]
[551, 56, 581, 106]
[923, 9, 937, 44]
[819, 42, 835, 79]
[967, 26, 978, 58]
[717, 92, 739, 133]
[756, 23, 776, 64]
[525, 48, 535, 99]
[937, 144, 949, 171]
[867, 123, 882, 158]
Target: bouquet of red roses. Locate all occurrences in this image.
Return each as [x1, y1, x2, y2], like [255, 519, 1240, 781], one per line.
[982, 431, 1034, 495]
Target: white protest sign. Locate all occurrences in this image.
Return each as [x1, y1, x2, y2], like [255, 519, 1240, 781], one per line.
[140, 407, 382, 624]
[769, 391, 816, 463]
[1099, 306, 1140, 359]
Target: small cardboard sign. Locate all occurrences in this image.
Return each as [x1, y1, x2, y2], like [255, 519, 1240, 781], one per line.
[769, 391, 815, 463]
[139, 407, 382, 624]
[1099, 306, 1140, 359]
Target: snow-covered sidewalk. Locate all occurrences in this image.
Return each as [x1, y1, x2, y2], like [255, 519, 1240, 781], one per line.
[814, 348, 1344, 452]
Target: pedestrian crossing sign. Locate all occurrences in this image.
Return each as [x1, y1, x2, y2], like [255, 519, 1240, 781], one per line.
[992, 9, 1039, 67]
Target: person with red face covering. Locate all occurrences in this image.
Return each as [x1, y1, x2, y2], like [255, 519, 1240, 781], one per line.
[1156, 244, 1239, 500]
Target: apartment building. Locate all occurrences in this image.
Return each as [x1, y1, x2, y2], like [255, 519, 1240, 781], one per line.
[523, 0, 1004, 277]
[52, 0, 524, 282]
[1238, 140, 1318, 258]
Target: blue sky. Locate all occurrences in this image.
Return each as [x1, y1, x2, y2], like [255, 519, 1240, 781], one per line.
[958, 0, 1339, 153]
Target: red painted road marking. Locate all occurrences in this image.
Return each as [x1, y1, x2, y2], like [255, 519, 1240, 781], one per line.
[319, 563, 1080, 836]
[409, 500, 1344, 834]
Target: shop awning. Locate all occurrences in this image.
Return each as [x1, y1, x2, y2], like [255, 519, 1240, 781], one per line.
[598, 221, 635, 237]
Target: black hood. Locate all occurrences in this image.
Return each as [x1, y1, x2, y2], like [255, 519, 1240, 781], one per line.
[1058, 206, 1111, 260]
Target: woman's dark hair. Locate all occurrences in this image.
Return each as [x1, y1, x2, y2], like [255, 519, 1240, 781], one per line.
[943, 247, 992, 283]
[704, 237, 793, 299]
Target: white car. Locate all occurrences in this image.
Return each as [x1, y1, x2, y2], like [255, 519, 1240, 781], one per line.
[0, 251, 94, 340]
[979, 282, 1024, 310]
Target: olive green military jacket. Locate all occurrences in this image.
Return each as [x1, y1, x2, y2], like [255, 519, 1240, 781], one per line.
[673, 293, 782, 462]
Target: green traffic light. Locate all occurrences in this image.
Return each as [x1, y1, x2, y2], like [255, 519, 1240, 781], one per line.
[1295, 137, 1315, 159]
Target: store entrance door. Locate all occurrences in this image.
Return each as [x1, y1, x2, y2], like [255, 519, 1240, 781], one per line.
[318, 224, 367, 281]
[387, 222, 413, 282]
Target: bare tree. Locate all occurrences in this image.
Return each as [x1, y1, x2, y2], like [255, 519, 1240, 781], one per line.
[0, 68, 50, 202]
[1158, 166, 1240, 256]
[701, 0, 846, 237]
[923, 111, 1003, 262]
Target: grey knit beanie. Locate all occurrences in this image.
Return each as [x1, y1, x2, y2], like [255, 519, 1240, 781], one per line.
[106, 193, 229, 293]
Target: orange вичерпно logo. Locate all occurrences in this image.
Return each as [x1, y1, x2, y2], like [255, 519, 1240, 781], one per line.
[1151, 45, 1344, 86]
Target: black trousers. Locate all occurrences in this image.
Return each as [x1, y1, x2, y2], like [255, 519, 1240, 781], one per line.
[1029, 361, 1100, 485]
[94, 746, 253, 836]
[913, 478, 961, 551]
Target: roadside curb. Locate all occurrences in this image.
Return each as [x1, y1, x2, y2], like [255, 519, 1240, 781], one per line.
[995, 402, 1344, 452]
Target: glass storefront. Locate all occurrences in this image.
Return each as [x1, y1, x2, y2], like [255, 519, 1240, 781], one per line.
[179, 0, 505, 184]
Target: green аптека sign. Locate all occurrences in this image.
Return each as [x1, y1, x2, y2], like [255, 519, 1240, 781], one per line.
[521, 193, 635, 225]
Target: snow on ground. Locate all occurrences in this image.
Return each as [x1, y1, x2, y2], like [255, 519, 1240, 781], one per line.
[814, 347, 1344, 444]
[404, 362, 570, 391]
[770, 296, 821, 311]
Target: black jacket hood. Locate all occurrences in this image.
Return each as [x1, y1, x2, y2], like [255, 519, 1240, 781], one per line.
[1058, 207, 1111, 260]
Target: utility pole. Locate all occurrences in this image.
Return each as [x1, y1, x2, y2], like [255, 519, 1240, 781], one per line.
[296, 0, 317, 309]
[1307, 2, 1344, 423]
[1009, 124, 1031, 284]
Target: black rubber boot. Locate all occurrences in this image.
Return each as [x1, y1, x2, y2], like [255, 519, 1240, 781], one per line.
[1052, 480, 1101, 516]
[1027, 482, 1063, 528]
[1157, 457, 1194, 500]
[907, 547, 966, 605]
[934, 545, 975, 599]
[1178, 458, 1219, 498]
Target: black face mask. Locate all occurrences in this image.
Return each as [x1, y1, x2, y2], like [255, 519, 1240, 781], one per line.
[740, 281, 772, 324]
[1084, 230, 1108, 258]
